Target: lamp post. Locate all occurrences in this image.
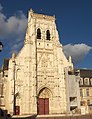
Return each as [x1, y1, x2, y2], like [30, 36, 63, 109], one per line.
[0, 42, 3, 52]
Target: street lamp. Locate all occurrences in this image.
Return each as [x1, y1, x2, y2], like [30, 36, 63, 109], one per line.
[0, 42, 3, 52]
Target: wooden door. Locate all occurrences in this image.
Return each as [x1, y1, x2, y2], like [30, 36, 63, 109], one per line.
[38, 98, 44, 115]
[38, 98, 49, 115]
[15, 106, 20, 115]
[44, 98, 49, 114]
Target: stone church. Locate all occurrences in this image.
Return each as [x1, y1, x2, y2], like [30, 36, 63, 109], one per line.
[2, 9, 80, 115]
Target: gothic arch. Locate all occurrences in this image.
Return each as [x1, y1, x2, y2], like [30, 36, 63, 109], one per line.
[37, 28, 41, 39]
[46, 30, 50, 40]
[38, 87, 52, 114]
[38, 87, 52, 98]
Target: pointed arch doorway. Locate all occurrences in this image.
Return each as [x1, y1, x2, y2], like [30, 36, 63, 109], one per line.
[38, 87, 51, 115]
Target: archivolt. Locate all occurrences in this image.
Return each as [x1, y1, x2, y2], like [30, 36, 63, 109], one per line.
[38, 87, 52, 98]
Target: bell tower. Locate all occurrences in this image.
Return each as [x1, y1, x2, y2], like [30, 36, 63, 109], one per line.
[23, 9, 73, 114]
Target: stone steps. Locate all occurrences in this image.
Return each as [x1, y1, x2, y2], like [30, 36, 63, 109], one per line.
[12, 114, 92, 119]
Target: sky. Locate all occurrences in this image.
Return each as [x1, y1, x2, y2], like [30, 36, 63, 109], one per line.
[0, 0, 92, 69]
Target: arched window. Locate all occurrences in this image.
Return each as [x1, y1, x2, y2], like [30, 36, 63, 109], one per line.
[84, 78, 89, 85]
[79, 78, 83, 86]
[46, 30, 50, 40]
[37, 28, 41, 39]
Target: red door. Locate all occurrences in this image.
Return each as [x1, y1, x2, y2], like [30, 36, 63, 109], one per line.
[38, 98, 44, 115]
[15, 106, 20, 115]
[38, 98, 49, 115]
[44, 98, 49, 114]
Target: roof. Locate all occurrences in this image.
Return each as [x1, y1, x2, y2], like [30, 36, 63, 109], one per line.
[78, 69, 92, 78]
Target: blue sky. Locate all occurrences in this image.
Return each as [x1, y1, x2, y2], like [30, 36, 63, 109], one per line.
[0, 0, 92, 69]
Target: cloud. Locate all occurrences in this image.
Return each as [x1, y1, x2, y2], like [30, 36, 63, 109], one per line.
[63, 43, 92, 64]
[0, 3, 28, 54]
[0, 10, 27, 40]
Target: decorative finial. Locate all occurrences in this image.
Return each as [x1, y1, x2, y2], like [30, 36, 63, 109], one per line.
[30, 8, 34, 13]
[53, 14, 55, 18]
[53, 14, 56, 20]
[12, 52, 16, 62]
[68, 56, 72, 63]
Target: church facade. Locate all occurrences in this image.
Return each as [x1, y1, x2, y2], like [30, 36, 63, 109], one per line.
[4, 9, 76, 115]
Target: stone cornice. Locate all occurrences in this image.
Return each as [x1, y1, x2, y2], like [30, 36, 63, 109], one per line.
[29, 9, 55, 21]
